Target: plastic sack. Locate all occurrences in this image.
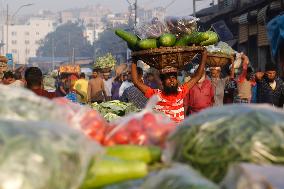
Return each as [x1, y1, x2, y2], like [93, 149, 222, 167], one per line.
[134, 19, 169, 39]
[165, 16, 199, 39]
[103, 96, 176, 147]
[0, 119, 102, 189]
[53, 98, 109, 143]
[0, 85, 70, 122]
[0, 85, 109, 143]
[221, 163, 284, 189]
[166, 104, 284, 183]
[206, 41, 237, 56]
[141, 163, 219, 189]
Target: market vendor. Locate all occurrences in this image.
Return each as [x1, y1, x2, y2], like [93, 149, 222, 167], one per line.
[131, 50, 207, 122]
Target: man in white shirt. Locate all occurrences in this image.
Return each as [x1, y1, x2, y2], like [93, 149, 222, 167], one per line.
[102, 72, 113, 101]
[119, 71, 134, 97]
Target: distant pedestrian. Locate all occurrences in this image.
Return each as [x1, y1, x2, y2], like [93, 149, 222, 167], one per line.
[2, 71, 15, 85]
[111, 75, 122, 100]
[256, 63, 284, 107]
[102, 72, 113, 101]
[88, 68, 107, 103]
[73, 73, 88, 104]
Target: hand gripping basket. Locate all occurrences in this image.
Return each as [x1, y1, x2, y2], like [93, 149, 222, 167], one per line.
[206, 53, 233, 67]
[131, 46, 205, 71]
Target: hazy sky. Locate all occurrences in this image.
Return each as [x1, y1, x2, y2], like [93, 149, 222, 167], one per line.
[1, 0, 216, 16]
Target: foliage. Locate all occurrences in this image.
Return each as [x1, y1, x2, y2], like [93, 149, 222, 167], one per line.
[93, 24, 129, 59]
[37, 22, 94, 57]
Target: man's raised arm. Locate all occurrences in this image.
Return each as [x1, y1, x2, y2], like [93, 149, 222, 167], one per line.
[184, 50, 208, 89]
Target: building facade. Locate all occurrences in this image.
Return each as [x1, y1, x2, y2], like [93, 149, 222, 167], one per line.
[197, 0, 284, 74]
[2, 18, 55, 65]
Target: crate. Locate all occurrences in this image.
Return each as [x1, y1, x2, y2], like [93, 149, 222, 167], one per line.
[131, 46, 205, 70]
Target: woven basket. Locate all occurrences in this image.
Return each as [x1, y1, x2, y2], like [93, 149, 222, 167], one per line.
[131, 46, 205, 70]
[206, 53, 232, 67]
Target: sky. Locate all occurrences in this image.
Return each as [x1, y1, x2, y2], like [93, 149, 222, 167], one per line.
[1, 0, 217, 16]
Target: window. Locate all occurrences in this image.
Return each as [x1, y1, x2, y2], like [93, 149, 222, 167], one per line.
[35, 40, 41, 45]
[11, 40, 17, 45]
[36, 24, 39, 27]
[11, 31, 17, 36]
[11, 49, 17, 54]
[25, 40, 30, 45]
[25, 49, 30, 54]
[36, 32, 40, 35]
[25, 32, 30, 36]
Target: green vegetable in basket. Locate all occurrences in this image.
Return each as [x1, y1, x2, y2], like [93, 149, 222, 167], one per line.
[168, 105, 284, 183]
[95, 53, 116, 69]
[175, 34, 193, 46]
[138, 39, 158, 50]
[115, 29, 139, 48]
[200, 31, 219, 46]
[159, 33, 176, 47]
[80, 156, 148, 189]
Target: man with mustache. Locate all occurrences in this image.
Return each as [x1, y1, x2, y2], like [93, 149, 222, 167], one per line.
[255, 63, 284, 107]
[131, 50, 207, 122]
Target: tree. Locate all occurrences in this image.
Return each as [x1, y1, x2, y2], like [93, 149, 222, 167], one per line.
[93, 24, 129, 60]
[37, 22, 93, 58]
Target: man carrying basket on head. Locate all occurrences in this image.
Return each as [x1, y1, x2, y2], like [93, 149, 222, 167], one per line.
[131, 50, 208, 123]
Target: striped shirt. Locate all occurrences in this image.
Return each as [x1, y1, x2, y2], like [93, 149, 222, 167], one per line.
[145, 85, 189, 122]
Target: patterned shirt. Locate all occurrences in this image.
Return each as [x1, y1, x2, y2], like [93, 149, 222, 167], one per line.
[120, 86, 147, 109]
[257, 77, 284, 107]
[145, 85, 189, 123]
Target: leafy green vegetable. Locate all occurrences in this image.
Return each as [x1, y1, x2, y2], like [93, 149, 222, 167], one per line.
[94, 53, 116, 69]
[90, 101, 140, 121]
[169, 105, 284, 183]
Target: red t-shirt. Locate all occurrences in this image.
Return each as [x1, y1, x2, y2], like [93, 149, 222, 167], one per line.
[31, 89, 57, 99]
[145, 85, 189, 123]
[185, 79, 214, 114]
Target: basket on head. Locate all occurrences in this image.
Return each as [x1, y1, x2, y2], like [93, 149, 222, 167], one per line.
[206, 53, 233, 67]
[131, 46, 205, 71]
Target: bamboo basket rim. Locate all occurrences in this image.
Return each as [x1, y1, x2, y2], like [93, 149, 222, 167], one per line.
[207, 53, 233, 59]
[132, 46, 205, 57]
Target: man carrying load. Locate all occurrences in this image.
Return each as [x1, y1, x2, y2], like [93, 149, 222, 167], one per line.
[131, 50, 208, 122]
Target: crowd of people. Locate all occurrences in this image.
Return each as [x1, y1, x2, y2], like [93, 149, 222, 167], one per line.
[1, 51, 284, 123]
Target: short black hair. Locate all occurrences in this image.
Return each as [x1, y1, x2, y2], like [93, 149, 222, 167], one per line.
[14, 71, 22, 80]
[265, 63, 277, 72]
[3, 71, 14, 79]
[80, 73, 85, 78]
[25, 67, 43, 88]
[93, 68, 100, 73]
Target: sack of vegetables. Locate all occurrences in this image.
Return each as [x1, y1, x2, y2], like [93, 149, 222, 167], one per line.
[0, 119, 102, 189]
[167, 104, 284, 183]
[103, 97, 176, 147]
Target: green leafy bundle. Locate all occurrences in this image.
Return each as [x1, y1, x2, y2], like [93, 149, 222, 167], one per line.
[94, 53, 116, 69]
[169, 105, 284, 183]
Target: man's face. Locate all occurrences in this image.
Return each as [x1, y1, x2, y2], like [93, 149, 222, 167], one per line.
[103, 74, 109, 80]
[162, 73, 178, 95]
[147, 74, 154, 82]
[122, 74, 128, 81]
[93, 72, 98, 78]
[210, 69, 220, 79]
[266, 71, 276, 82]
[3, 77, 14, 85]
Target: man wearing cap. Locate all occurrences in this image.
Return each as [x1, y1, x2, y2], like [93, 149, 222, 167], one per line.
[131, 50, 207, 122]
[255, 63, 284, 107]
